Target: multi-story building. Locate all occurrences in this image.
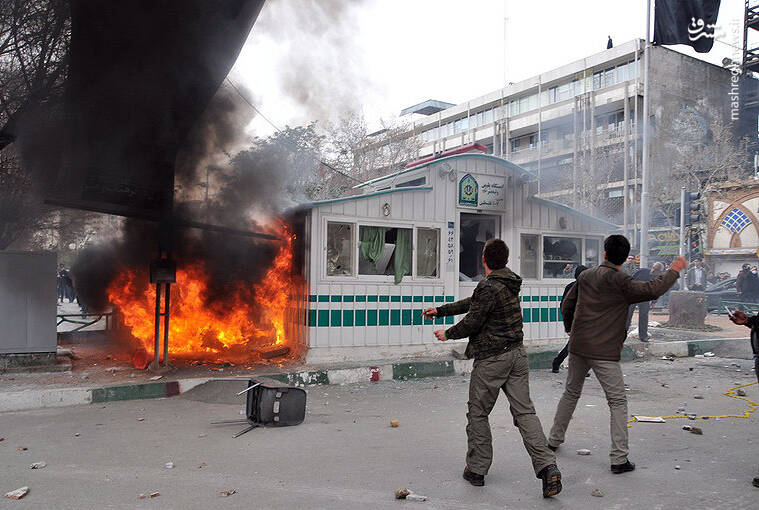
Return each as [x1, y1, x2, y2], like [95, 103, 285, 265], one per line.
[389, 40, 739, 247]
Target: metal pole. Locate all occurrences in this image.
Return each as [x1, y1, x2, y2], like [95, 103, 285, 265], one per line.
[150, 283, 161, 370]
[162, 282, 171, 367]
[640, 0, 652, 268]
[679, 187, 688, 290]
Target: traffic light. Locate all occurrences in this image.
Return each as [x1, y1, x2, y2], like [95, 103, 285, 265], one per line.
[683, 191, 702, 226]
[689, 231, 701, 259]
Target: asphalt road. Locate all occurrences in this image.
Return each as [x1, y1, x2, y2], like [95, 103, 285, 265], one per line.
[1, 357, 757, 509]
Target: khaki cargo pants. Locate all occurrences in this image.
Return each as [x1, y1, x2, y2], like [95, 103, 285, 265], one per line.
[466, 346, 556, 476]
[548, 353, 629, 465]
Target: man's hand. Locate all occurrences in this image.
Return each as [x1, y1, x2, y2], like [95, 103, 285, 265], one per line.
[669, 256, 687, 272]
[422, 307, 437, 320]
[730, 309, 748, 325]
[433, 330, 447, 342]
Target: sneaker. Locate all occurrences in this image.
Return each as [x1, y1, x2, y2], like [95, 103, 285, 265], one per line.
[538, 464, 562, 498]
[611, 460, 636, 474]
[463, 466, 484, 487]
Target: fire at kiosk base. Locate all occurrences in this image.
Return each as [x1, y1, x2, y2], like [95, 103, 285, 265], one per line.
[149, 258, 177, 371]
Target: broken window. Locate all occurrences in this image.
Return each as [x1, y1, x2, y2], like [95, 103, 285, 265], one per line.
[326, 222, 353, 276]
[417, 228, 439, 278]
[543, 236, 582, 279]
[359, 226, 413, 284]
[520, 234, 539, 279]
[459, 213, 500, 281]
[585, 238, 600, 267]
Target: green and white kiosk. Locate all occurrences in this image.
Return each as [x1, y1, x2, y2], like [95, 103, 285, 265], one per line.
[295, 151, 616, 363]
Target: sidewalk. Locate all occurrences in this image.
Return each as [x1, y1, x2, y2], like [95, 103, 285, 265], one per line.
[1, 331, 754, 413]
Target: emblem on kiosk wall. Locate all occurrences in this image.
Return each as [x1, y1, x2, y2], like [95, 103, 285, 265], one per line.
[458, 174, 478, 207]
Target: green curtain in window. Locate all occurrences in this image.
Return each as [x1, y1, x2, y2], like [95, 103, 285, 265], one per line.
[394, 229, 411, 284]
[360, 227, 385, 265]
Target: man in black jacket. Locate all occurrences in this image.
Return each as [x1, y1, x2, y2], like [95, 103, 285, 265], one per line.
[728, 308, 759, 487]
[552, 265, 588, 372]
[423, 239, 561, 498]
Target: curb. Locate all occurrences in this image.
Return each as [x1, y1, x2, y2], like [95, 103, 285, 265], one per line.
[1, 337, 750, 413]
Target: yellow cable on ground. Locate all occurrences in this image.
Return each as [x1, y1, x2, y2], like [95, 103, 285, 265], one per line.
[626, 381, 759, 428]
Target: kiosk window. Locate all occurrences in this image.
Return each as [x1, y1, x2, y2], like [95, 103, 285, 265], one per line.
[459, 213, 500, 281]
[585, 238, 600, 267]
[417, 228, 439, 278]
[543, 236, 582, 278]
[327, 222, 353, 276]
[359, 226, 413, 284]
[520, 234, 539, 279]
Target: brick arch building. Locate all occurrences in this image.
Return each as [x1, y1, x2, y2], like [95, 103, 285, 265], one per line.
[707, 183, 759, 275]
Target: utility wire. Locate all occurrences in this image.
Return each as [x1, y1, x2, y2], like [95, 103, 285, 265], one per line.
[224, 77, 363, 184]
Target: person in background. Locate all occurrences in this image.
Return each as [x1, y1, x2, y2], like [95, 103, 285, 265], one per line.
[737, 264, 751, 300]
[423, 239, 562, 498]
[607, 35, 613, 49]
[727, 308, 759, 488]
[650, 262, 668, 310]
[551, 265, 588, 373]
[625, 262, 665, 343]
[746, 267, 759, 303]
[57, 264, 66, 304]
[548, 235, 686, 474]
[686, 258, 707, 291]
[622, 255, 637, 276]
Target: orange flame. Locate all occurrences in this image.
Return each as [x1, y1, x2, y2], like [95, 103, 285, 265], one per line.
[107, 226, 300, 362]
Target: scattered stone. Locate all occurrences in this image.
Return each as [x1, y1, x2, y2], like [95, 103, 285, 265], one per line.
[5, 487, 29, 500]
[395, 488, 411, 499]
[591, 489, 604, 497]
[703, 352, 715, 357]
[149, 375, 163, 381]
[198, 462, 207, 468]
[675, 465, 681, 470]
[731, 362, 741, 368]
[737, 389, 747, 397]
[137, 418, 145, 422]
[693, 395, 704, 399]
[390, 420, 399, 428]
[576, 449, 592, 455]
[219, 489, 237, 497]
[682, 425, 703, 435]
[106, 367, 117, 374]
[30, 462, 47, 469]
[689, 367, 694, 371]
[17, 447, 27, 451]
[165, 462, 175, 469]
[406, 493, 427, 501]
[73, 432, 80, 437]
[661, 356, 675, 361]
[677, 407, 686, 412]
[149, 492, 160, 498]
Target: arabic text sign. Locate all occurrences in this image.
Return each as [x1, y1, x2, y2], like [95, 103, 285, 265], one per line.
[457, 173, 505, 210]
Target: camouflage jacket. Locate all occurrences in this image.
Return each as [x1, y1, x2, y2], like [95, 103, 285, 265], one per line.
[436, 267, 524, 360]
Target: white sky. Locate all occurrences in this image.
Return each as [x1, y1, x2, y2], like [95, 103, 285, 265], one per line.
[230, 0, 747, 136]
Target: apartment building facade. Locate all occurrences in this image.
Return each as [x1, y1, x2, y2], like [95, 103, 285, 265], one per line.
[396, 40, 734, 247]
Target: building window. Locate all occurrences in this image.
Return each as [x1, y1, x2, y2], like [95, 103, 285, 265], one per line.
[722, 208, 751, 233]
[358, 226, 413, 284]
[397, 176, 426, 187]
[520, 234, 539, 279]
[543, 236, 582, 278]
[603, 67, 616, 87]
[417, 228, 440, 278]
[484, 108, 494, 124]
[584, 238, 600, 267]
[593, 71, 602, 90]
[459, 213, 500, 281]
[510, 138, 520, 153]
[327, 222, 353, 276]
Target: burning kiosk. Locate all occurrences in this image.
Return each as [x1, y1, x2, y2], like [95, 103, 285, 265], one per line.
[297, 149, 617, 363]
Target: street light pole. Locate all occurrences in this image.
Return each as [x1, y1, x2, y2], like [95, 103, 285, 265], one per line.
[639, 0, 652, 268]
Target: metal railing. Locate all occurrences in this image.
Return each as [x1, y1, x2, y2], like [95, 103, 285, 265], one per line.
[57, 312, 115, 333]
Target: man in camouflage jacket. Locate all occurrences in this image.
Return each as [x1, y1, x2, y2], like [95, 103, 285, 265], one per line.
[423, 239, 561, 498]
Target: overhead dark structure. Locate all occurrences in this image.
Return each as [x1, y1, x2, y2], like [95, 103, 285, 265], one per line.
[52, 0, 266, 220]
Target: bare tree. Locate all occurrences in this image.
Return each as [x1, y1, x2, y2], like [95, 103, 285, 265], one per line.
[0, 0, 70, 149]
[653, 102, 752, 220]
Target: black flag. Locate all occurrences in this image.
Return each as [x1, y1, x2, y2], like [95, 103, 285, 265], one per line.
[653, 0, 721, 53]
